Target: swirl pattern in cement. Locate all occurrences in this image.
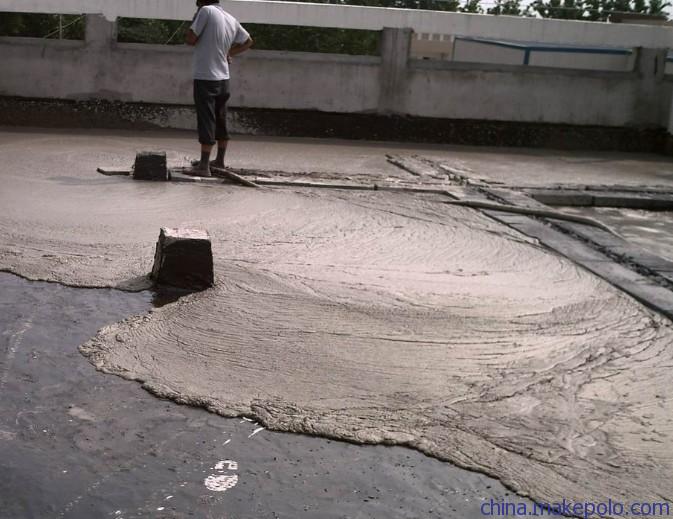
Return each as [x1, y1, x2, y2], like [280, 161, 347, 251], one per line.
[1, 132, 672, 512]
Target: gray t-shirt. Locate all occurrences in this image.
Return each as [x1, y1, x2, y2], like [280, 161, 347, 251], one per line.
[190, 5, 250, 81]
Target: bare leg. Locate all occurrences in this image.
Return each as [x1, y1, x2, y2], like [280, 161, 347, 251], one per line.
[194, 143, 213, 176]
[212, 139, 229, 168]
[192, 79, 216, 177]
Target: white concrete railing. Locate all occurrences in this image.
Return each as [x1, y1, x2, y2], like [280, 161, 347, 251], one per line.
[0, 0, 672, 49]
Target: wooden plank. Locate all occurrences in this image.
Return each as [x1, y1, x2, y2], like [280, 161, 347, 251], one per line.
[210, 166, 261, 188]
[97, 167, 131, 176]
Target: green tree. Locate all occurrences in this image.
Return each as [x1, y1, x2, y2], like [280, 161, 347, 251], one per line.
[0, 13, 84, 39]
[529, 0, 587, 19]
[246, 23, 380, 55]
[529, 0, 670, 19]
[646, 0, 671, 13]
[117, 18, 186, 45]
[487, 0, 529, 14]
[460, 0, 485, 13]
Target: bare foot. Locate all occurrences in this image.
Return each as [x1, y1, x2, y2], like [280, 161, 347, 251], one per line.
[183, 165, 212, 178]
[190, 159, 225, 169]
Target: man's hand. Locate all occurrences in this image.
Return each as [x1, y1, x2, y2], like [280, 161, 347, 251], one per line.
[229, 37, 254, 57]
[185, 29, 198, 46]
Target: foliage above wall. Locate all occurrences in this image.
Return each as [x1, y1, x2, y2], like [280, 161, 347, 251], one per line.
[0, 13, 84, 39]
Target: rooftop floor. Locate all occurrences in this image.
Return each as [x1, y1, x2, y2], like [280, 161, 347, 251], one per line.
[2, 127, 673, 517]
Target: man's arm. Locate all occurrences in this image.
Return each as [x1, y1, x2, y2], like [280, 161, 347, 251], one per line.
[229, 37, 254, 57]
[185, 29, 199, 46]
[185, 7, 207, 46]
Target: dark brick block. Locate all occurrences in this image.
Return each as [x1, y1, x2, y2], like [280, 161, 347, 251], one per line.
[151, 228, 214, 290]
[133, 151, 169, 181]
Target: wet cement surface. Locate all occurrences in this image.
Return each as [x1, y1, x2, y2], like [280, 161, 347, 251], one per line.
[560, 207, 673, 262]
[3, 128, 673, 517]
[0, 272, 532, 519]
[2, 127, 673, 188]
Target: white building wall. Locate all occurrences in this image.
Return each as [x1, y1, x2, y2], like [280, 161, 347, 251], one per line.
[420, 39, 638, 71]
[453, 40, 527, 66]
[1, 31, 667, 128]
[528, 51, 634, 71]
[405, 64, 653, 126]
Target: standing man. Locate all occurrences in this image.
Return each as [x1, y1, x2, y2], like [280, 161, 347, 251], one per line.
[185, 0, 253, 177]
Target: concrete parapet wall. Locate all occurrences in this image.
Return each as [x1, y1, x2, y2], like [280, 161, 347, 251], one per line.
[0, 14, 672, 143]
[407, 60, 671, 127]
[234, 51, 381, 113]
[1, 19, 671, 129]
[0, 35, 381, 112]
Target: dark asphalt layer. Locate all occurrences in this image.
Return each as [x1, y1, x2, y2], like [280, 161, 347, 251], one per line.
[0, 272, 531, 519]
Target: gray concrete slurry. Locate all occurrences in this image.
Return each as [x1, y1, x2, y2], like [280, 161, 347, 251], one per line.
[3, 128, 673, 518]
[559, 207, 673, 263]
[442, 183, 673, 321]
[0, 272, 531, 519]
[76, 186, 673, 507]
[399, 157, 673, 320]
[4, 127, 673, 187]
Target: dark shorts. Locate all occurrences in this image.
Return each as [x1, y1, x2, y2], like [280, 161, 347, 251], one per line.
[193, 79, 230, 145]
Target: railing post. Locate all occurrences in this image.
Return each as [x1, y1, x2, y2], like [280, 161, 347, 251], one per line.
[85, 14, 117, 49]
[379, 27, 412, 115]
[632, 47, 667, 128]
[667, 100, 673, 155]
[83, 15, 118, 100]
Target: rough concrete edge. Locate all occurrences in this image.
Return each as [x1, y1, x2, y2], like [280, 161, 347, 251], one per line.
[76, 293, 563, 515]
[79, 342, 544, 508]
[545, 220, 673, 287]
[484, 188, 673, 282]
[474, 188, 673, 321]
[528, 190, 673, 210]
[0, 267, 152, 293]
[519, 184, 673, 195]
[513, 219, 673, 321]
[392, 157, 673, 320]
